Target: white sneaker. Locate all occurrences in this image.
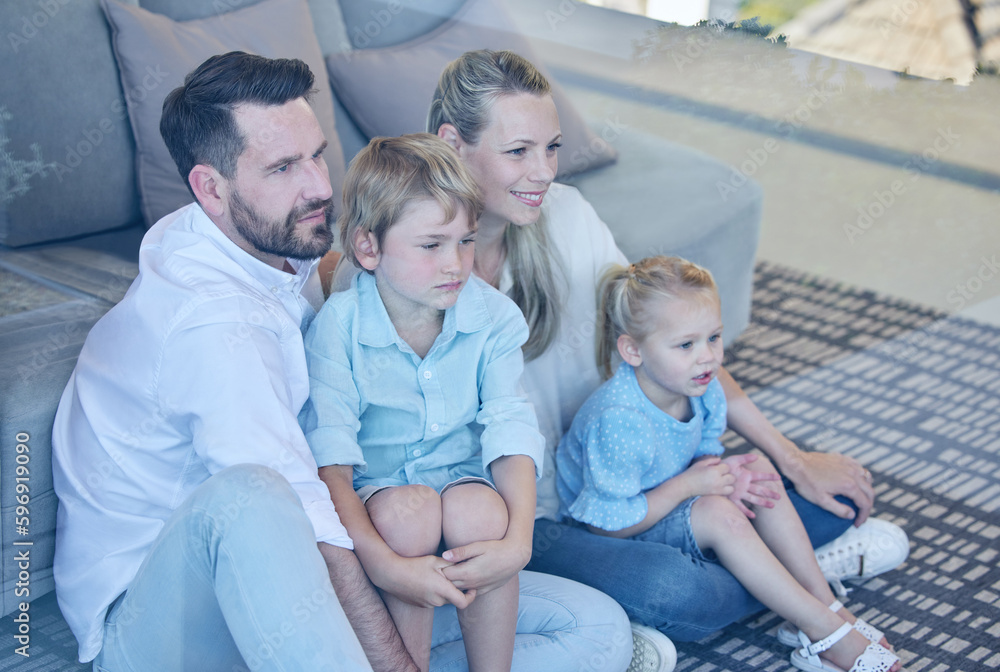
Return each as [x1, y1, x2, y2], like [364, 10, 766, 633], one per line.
[627, 622, 677, 672]
[814, 518, 909, 586]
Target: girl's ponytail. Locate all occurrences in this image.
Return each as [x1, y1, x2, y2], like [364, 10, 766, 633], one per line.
[595, 256, 718, 379]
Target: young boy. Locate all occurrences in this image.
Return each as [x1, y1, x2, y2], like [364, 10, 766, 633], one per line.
[299, 134, 544, 672]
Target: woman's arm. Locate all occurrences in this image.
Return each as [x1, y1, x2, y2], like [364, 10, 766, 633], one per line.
[717, 366, 874, 524]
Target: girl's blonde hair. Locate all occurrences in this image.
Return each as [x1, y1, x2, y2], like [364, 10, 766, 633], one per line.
[427, 49, 562, 361]
[596, 256, 719, 379]
[339, 133, 483, 270]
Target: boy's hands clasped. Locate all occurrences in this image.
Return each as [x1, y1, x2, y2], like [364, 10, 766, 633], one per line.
[684, 454, 781, 518]
[442, 535, 531, 595]
[372, 553, 477, 610]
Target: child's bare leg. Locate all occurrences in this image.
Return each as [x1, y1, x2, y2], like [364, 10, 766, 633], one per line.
[441, 483, 516, 672]
[691, 495, 898, 671]
[742, 457, 835, 598]
[742, 458, 892, 648]
[367, 485, 442, 672]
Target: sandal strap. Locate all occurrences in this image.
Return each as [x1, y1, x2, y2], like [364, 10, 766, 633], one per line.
[828, 599, 844, 612]
[852, 618, 884, 643]
[848, 642, 899, 672]
[803, 622, 853, 657]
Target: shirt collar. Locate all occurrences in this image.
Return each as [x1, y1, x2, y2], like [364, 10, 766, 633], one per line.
[355, 272, 492, 350]
[190, 205, 319, 295]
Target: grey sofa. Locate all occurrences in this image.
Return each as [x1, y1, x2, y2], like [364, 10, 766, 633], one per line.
[0, 0, 761, 661]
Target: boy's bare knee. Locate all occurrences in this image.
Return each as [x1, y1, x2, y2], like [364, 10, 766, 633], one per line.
[441, 484, 508, 548]
[368, 485, 442, 556]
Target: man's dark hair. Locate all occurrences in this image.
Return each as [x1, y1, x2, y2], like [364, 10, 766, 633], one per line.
[160, 51, 316, 196]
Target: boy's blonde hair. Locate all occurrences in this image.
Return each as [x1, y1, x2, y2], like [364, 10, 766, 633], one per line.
[428, 49, 562, 361]
[596, 255, 719, 379]
[339, 133, 483, 269]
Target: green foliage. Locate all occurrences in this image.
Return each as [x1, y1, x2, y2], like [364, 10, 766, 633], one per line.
[737, 0, 821, 28]
[698, 15, 786, 42]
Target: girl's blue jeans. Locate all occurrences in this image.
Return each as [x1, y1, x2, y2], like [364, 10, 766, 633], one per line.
[527, 477, 856, 642]
[93, 464, 631, 672]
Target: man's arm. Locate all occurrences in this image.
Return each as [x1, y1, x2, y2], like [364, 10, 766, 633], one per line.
[318, 542, 419, 672]
[718, 366, 874, 524]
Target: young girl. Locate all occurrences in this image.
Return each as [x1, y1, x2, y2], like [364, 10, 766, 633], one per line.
[299, 134, 543, 672]
[556, 256, 900, 672]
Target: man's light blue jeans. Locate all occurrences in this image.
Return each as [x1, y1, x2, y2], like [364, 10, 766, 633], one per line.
[94, 465, 632, 672]
[528, 477, 856, 642]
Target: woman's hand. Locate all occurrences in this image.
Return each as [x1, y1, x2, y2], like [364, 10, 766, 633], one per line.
[780, 448, 874, 525]
[718, 367, 873, 523]
[720, 453, 781, 518]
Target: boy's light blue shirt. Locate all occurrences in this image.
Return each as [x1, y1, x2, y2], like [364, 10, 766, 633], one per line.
[556, 362, 726, 531]
[300, 271, 544, 491]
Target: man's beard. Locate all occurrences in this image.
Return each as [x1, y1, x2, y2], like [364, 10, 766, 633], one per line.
[229, 190, 335, 261]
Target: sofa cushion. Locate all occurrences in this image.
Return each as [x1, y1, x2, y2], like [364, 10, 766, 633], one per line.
[0, 244, 139, 616]
[0, 0, 142, 247]
[138, 0, 352, 56]
[324, 0, 617, 178]
[562, 127, 761, 344]
[101, 0, 347, 227]
[338, 0, 464, 49]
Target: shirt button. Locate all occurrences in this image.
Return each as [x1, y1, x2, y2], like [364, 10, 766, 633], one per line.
[430, 424, 439, 432]
[413, 449, 422, 457]
[423, 371, 432, 380]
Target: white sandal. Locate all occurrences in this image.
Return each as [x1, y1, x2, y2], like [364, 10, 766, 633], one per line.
[777, 600, 885, 648]
[790, 622, 899, 672]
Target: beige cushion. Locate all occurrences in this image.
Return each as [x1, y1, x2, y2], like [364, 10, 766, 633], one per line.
[101, 0, 347, 227]
[324, 0, 617, 178]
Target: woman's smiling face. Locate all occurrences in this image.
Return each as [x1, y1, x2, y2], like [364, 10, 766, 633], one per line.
[451, 92, 561, 232]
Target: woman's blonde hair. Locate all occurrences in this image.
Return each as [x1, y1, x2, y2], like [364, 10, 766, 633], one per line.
[428, 49, 561, 361]
[596, 256, 719, 379]
[339, 133, 483, 270]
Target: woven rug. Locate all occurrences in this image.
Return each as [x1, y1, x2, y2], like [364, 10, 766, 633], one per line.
[4, 262, 998, 671]
[675, 262, 1000, 671]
